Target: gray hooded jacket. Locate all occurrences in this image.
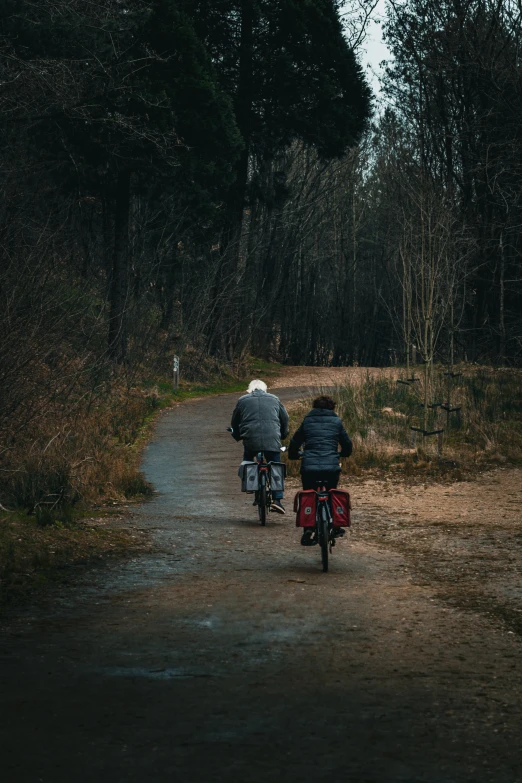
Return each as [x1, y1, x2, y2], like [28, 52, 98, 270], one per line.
[231, 390, 289, 453]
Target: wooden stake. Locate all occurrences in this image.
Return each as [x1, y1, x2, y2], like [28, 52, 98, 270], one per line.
[173, 355, 180, 391]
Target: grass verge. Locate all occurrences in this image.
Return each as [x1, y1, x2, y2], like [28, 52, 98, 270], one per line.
[285, 366, 522, 482]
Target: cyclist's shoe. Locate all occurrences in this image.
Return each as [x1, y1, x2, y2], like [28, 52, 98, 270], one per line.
[252, 497, 259, 506]
[301, 530, 317, 546]
[271, 501, 285, 514]
[333, 527, 346, 538]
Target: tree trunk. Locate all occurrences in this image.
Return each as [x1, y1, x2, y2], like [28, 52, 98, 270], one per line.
[108, 170, 131, 364]
[207, 0, 255, 359]
[499, 229, 506, 365]
[229, 0, 254, 232]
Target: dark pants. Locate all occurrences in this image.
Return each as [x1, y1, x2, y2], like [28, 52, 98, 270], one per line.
[243, 448, 283, 500]
[301, 471, 340, 492]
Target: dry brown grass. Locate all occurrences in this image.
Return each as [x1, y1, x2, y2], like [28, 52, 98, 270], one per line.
[0, 382, 161, 522]
[0, 358, 252, 522]
[285, 366, 522, 481]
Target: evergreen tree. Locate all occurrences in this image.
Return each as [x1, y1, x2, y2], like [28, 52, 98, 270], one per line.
[194, 0, 372, 227]
[190, 0, 372, 356]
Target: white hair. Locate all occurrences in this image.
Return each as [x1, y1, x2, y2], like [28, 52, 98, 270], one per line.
[247, 379, 267, 393]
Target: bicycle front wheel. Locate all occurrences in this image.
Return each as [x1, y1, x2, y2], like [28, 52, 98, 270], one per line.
[319, 506, 329, 572]
[258, 477, 267, 526]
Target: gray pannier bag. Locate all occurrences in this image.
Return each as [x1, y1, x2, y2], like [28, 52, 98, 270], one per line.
[238, 461, 259, 492]
[269, 461, 286, 493]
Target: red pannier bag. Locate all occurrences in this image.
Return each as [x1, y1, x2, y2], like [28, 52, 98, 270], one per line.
[329, 489, 351, 527]
[294, 490, 317, 527]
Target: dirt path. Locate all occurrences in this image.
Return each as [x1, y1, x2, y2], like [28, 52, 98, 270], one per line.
[1, 388, 521, 782]
[353, 470, 522, 633]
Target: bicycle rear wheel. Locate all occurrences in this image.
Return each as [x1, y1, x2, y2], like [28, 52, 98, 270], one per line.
[319, 506, 329, 572]
[258, 477, 267, 526]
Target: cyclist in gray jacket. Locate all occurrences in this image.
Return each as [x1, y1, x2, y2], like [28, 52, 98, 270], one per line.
[231, 380, 289, 513]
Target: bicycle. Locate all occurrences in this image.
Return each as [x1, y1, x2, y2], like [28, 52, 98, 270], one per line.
[227, 428, 286, 526]
[311, 481, 336, 572]
[253, 451, 271, 526]
[295, 476, 349, 573]
[250, 448, 287, 525]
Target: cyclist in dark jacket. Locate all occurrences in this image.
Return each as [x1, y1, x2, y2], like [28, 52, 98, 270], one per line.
[231, 379, 289, 513]
[288, 395, 352, 544]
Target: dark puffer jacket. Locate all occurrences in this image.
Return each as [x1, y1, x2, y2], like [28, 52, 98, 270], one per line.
[288, 408, 352, 473]
[231, 390, 289, 452]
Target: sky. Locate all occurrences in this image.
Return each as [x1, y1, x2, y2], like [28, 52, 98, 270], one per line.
[357, 0, 390, 97]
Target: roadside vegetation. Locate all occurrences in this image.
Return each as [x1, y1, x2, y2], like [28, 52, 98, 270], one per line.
[0, 357, 277, 609]
[2, 357, 279, 512]
[286, 367, 522, 481]
[2, 365, 238, 517]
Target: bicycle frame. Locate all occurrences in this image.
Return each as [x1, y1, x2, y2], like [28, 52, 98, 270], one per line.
[315, 488, 333, 532]
[256, 453, 271, 496]
[255, 452, 272, 525]
[314, 482, 334, 572]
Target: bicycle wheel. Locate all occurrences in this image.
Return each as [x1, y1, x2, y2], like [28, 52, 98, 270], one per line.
[319, 505, 329, 572]
[258, 476, 267, 526]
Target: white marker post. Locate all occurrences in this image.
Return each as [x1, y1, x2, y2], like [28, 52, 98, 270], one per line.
[173, 355, 180, 392]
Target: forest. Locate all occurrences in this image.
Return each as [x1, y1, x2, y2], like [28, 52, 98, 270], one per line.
[1, 0, 522, 511]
